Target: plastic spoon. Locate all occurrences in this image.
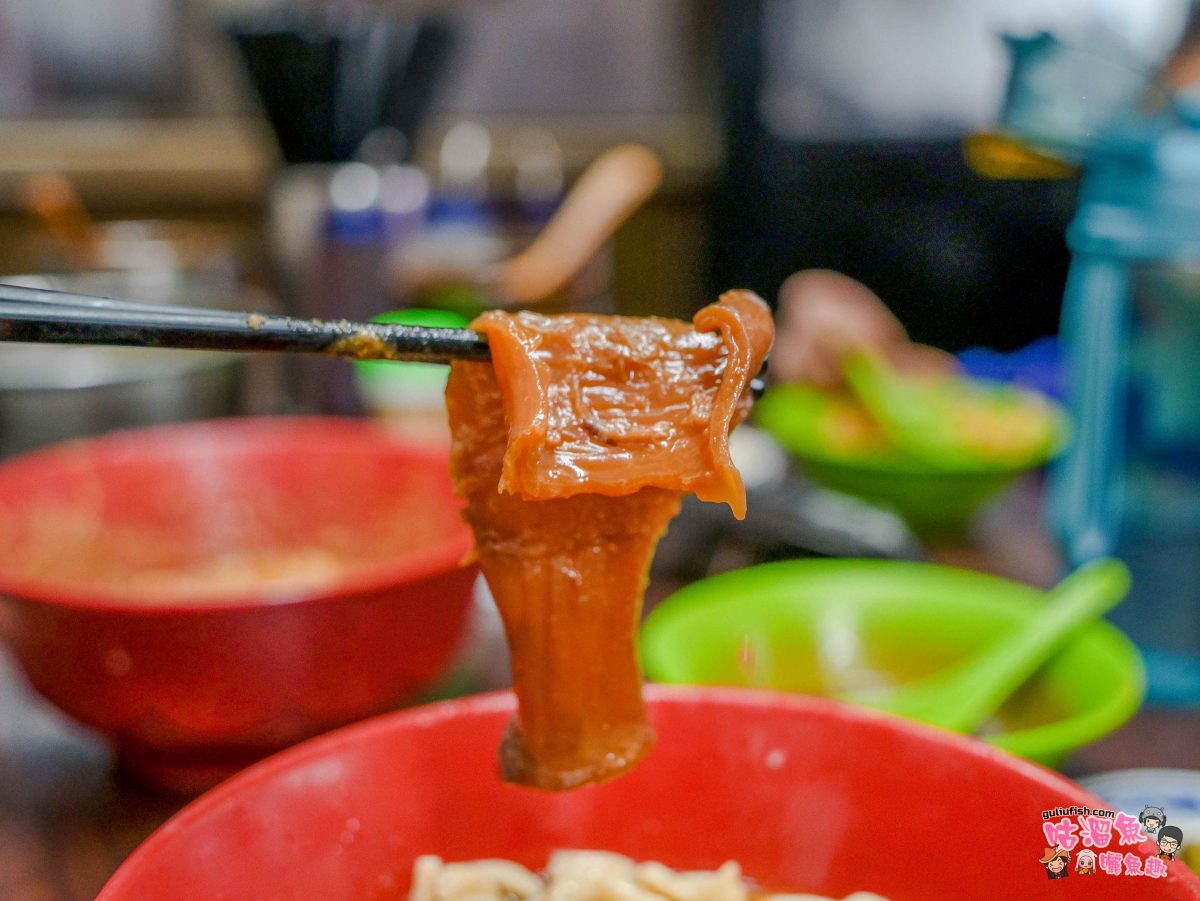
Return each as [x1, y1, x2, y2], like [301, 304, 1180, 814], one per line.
[847, 558, 1131, 732]
[20, 173, 103, 270]
[842, 351, 1067, 470]
[395, 144, 664, 310]
[490, 143, 663, 306]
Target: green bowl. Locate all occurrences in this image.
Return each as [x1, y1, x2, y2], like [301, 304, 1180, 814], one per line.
[354, 308, 470, 416]
[641, 559, 1145, 769]
[754, 383, 1067, 538]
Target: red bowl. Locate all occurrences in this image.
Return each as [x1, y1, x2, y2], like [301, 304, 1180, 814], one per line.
[0, 417, 477, 794]
[99, 686, 1200, 900]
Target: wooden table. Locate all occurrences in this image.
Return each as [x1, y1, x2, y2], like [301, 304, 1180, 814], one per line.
[2, 485, 1198, 900]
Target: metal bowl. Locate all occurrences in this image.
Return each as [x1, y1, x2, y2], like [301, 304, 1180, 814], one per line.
[0, 272, 246, 457]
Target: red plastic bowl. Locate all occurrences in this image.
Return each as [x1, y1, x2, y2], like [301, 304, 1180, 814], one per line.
[99, 687, 1200, 900]
[0, 417, 477, 794]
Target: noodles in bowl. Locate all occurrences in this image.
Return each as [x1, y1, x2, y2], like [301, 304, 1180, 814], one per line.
[99, 689, 1200, 899]
[412, 852, 887, 901]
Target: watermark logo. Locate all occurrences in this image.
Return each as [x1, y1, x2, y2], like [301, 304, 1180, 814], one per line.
[1037, 804, 1183, 880]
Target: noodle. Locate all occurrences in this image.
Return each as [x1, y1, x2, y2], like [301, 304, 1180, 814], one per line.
[410, 852, 889, 901]
[446, 292, 774, 790]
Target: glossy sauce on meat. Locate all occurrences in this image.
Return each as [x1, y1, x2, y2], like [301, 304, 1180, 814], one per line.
[446, 290, 774, 790]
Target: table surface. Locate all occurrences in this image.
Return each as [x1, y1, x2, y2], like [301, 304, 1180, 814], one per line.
[2, 483, 1198, 900]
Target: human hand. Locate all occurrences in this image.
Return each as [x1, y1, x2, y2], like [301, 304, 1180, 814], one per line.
[770, 269, 958, 387]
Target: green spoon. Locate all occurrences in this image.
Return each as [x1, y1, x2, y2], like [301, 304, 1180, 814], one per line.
[841, 351, 1067, 470]
[847, 558, 1131, 733]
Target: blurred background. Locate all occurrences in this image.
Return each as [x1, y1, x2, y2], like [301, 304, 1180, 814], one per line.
[4, 1, 1200, 893]
[0, 1, 1192, 388]
[2, 1, 1200, 680]
[3, 0, 1200, 708]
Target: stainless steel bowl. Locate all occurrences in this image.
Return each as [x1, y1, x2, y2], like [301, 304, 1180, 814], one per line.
[0, 273, 247, 458]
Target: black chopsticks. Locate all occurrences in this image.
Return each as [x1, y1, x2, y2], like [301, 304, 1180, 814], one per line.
[0, 281, 765, 396]
[0, 282, 490, 364]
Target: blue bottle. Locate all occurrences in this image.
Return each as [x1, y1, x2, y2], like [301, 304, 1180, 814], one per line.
[1050, 99, 1200, 705]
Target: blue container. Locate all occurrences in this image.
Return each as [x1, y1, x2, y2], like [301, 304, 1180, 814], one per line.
[1000, 31, 1152, 163]
[1050, 99, 1200, 705]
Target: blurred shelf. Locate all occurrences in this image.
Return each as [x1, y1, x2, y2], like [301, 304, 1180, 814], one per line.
[0, 108, 716, 212]
[0, 116, 281, 211]
[411, 111, 724, 195]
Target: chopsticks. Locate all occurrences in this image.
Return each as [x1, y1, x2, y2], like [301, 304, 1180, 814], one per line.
[0, 282, 490, 364]
[0, 282, 765, 395]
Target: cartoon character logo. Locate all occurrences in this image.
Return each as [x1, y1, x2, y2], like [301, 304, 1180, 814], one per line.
[1140, 805, 1166, 839]
[1158, 825, 1184, 861]
[1040, 846, 1070, 879]
[1075, 848, 1097, 875]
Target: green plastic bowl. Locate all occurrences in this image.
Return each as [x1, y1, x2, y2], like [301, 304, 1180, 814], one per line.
[354, 308, 470, 393]
[354, 309, 471, 434]
[641, 559, 1144, 769]
[754, 383, 1068, 538]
